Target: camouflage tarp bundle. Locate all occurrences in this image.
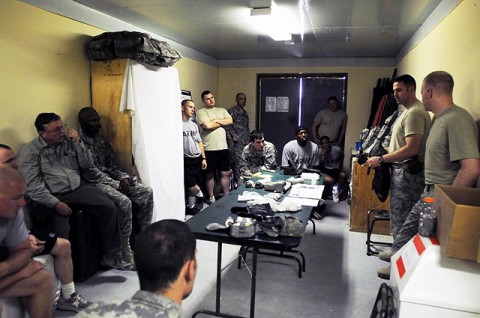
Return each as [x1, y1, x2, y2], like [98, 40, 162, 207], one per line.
[258, 215, 304, 238]
[87, 31, 181, 67]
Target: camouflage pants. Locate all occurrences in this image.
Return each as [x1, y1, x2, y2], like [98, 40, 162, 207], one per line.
[389, 168, 425, 238]
[96, 182, 153, 241]
[230, 142, 247, 182]
[392, 190, 434, 254]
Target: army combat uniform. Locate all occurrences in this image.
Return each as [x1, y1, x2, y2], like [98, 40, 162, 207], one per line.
[239, 141, 277, 177]
[79, 130, 153, 263]
[78, 290, 182, 318]
[226, 105, 249, 182]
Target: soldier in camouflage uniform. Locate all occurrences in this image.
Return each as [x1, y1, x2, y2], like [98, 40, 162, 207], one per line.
[240, 130, 277, 179]
[226, 93, 250, 185]
[79, 220, 197, 318]
[78, 108, 153, 267]
[366, 75, 431, 279]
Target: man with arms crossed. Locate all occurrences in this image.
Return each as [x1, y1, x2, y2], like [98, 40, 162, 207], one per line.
[0, 166, 53, 318]
[182, 100, 207, 215]
[376, 71, 480, 279]
[79, 219, 198, 317]
[366, 74, 431, 277]
[196, 91, 233, 205]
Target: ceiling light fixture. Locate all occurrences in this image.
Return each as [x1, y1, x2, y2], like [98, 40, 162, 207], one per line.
[250, 0, 292, 42]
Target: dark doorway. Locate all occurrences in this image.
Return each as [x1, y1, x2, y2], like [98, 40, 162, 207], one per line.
[257, 73, 348, 163]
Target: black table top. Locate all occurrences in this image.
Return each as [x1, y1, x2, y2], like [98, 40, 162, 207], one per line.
[186, 179, 314, 250]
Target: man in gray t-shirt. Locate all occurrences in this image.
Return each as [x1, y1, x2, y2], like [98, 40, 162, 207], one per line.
[282, 126, 320, 174]
[0, 166, 54, 318]
[182, 100, 207, 214]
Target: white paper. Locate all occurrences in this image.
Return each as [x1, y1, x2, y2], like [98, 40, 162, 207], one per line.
[288, 183, 325, 200]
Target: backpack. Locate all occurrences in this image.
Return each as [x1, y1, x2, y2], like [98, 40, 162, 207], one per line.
[87, 31, 182, 67]
[360, 110, 401, 202]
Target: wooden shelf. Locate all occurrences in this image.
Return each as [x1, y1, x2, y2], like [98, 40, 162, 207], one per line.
[350, 159, 391, 234]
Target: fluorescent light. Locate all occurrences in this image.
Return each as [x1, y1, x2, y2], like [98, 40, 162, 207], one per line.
[270, 32, 292, 41]
[250, 1, 292, 42]
[250, 7, 272, 16]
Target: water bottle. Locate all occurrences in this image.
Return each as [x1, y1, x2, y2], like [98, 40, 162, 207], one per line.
[332, 185, 339, 203]
[418, 197, 436, 237]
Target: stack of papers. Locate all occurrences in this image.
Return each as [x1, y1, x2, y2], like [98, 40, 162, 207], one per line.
[283, 184, 325, 206]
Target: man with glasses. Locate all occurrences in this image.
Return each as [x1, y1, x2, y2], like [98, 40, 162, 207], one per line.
[17, 113, 129, 270]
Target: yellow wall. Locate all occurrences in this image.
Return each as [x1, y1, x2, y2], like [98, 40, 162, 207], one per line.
[397, 0, 480, 120]
[0, 0, 218, 152]
[174, 58, 218, 105]
[2, 0, 477, 159]
[0, 0, 98, 151]
[218, 67, 393, 153]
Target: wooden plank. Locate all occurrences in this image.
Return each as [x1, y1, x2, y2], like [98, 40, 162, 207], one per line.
[350, 160, 391, 234]
[91, 59, 132, 174]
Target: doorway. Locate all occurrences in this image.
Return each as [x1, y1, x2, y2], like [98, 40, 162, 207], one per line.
[256, 73, 348, 162]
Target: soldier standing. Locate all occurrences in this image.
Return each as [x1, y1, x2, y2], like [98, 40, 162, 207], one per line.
[226, 93, 250, 187]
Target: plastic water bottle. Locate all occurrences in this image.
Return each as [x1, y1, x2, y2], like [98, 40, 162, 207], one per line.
[332, 185, 339, 203]
[418, 197, 436, 237]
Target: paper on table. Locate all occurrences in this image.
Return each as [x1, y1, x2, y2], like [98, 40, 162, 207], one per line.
[288, 184, 325, 200]
[282, 196, 320, 207]
[238, 191, 262, 202]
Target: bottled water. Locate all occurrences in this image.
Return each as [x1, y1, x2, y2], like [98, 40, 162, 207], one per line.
[332, 185, 339, 203]
[418, 196, 436, 237]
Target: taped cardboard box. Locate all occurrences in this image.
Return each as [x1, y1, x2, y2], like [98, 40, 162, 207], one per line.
[434, 185, 480, 263]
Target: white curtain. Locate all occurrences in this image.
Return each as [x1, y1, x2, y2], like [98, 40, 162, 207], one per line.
[119, 60, 185, 221]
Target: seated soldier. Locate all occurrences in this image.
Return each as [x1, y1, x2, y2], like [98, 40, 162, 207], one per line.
[78, 107, 154, 267]
[79, 220, 198, 317]
[0, 144, 90, 312]
[240, 130, 277, 179]
[318, 136, 347, 191]
[0, 166, 54, 318]
[17, 113, 128, 270]
[281, 126, 320, 174]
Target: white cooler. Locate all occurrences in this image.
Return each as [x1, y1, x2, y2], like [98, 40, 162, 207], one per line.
[390, 234, 480, 317]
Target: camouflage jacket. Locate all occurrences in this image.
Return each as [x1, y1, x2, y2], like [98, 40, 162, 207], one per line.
[78, 290, 183, 318]
[79, 129, 130, 188]
[240, 141, 277, 176]
[226, 106, 249, 148]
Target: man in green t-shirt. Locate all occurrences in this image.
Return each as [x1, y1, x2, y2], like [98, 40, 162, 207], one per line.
[195, 91, 233, 205]
[376, 71, 480, 280]
[367, 75, 431, 279]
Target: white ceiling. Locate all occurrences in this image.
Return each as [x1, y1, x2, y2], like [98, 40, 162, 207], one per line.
[70, 0, 445, 61]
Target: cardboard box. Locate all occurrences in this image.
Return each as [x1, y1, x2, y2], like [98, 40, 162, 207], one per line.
[434, 185, 480, 263]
